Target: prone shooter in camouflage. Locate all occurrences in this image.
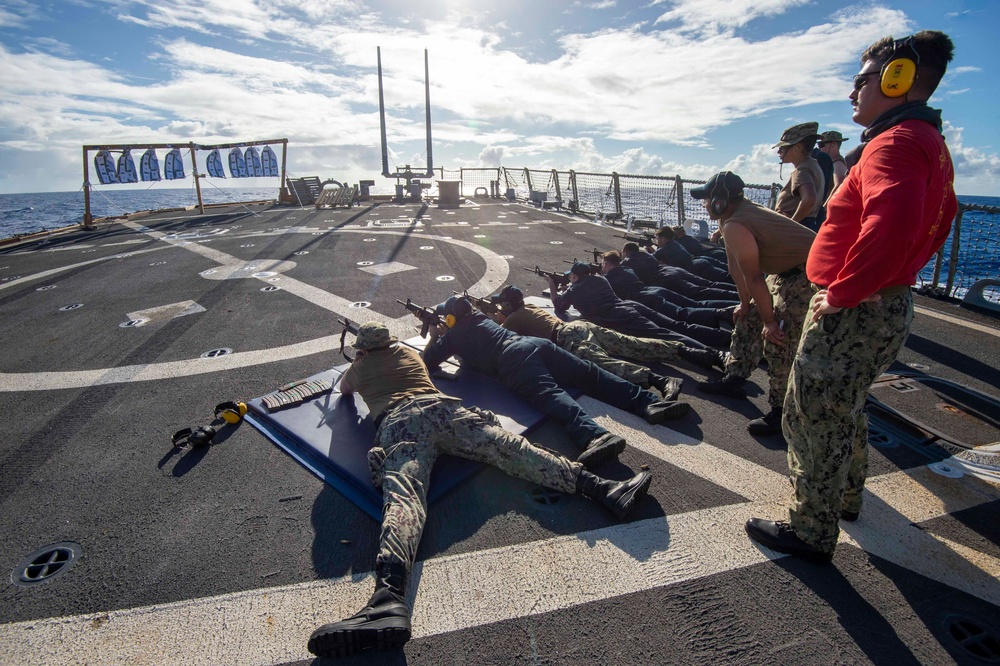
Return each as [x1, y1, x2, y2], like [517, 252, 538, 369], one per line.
[306, 322, 654, 658]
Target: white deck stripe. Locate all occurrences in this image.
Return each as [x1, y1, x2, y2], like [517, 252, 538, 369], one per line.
[2, 414, 997, 665]
[915, 305, 1000, 337]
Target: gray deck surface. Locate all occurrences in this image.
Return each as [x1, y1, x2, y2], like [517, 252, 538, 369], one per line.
[0, 198, 997, 665]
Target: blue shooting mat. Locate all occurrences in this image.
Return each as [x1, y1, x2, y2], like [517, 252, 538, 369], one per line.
[245, 335, 569, 520]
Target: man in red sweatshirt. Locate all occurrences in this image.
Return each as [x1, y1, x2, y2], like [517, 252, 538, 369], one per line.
[745, 30, 958, 562]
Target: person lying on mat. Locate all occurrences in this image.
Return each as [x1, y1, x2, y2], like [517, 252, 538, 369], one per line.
[423, 295, 690, 469]
[306, 321, 654, 659]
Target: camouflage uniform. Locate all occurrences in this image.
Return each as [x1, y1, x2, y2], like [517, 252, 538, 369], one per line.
[556, 320, 683, 387]
[369, 394, 580, 568]
[783, 290, 913, 553]
[724, 270, 812, 410]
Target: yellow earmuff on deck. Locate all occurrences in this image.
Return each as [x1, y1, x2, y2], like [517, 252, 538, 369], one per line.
[214, 401, 247, 424]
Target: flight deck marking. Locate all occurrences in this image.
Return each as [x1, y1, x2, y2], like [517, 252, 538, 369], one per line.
[0, 224, 509, 392]
[0, 407, 995, 665]
[914, 305, 1000, 338]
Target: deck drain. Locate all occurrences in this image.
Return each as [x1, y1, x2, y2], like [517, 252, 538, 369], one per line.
[252, 271, 276, 278]
[294, 251, 309, 255]
[36, 285, 57, 291]
[530, 487, 562, 506]
[549, 241, 563, 245]
[200, 269, 217, 276]
[201, 348, 233, 358]
[12, 542, 82, 587]
[59, 303, 83, 311]
[474, 234, 486, 238]
[574, 232, 586, 235]
[436, 276, 455, 282]
[150, 261, 167, 266]
[929, 461, 964, 478]
[350, 301, 371, 309]
[868, 426, 897, 448]
[945, 614, 1000, 662]
[907, 362, 930, 371]
[502, 255, 514, 259]
[363, 238, 377, 242]
[357, 261, 374, 266]
[240, 244, 256, 248]
[120, 318, 148, 328]
[419, 246, 435, 250]
[261, 286, 281, 292]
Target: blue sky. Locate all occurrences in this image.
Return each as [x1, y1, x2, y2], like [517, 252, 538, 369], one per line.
[1, 0, 997, 196]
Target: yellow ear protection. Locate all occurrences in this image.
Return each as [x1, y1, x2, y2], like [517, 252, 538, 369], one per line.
[445, 314, 457, 328]
[880, 36, 919, 98]
[214, 401, 247, 425]
[709, 172, 732, 217]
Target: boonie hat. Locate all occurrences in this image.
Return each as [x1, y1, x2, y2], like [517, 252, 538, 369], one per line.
[819, 130, 849, 144]
[690, 171, 745, 200]
[353, 321, 397, 350]
[773, 121, 823, 148]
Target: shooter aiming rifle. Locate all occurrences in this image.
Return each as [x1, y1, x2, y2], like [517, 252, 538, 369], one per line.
[562, 259, 602, 275]
[397, 298, 443, 337]
[617, 231, 656, 247]
[523, 266, 570, 288]
[454, 291, 498, 315]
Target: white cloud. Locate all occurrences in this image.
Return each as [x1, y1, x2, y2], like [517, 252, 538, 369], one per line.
[943, 121, 1000, 194]
[652, 0, 812, 33]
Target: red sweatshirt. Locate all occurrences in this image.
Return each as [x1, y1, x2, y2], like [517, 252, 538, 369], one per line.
[806, 119, 957, 309]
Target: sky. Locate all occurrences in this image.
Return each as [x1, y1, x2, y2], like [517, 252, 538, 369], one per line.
[0, 0, 998, 197]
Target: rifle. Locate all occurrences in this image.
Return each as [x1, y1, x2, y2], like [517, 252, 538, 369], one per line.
[337, 318, 360, 360]
[562, 259, 602, 276]
[618, 231, 656, 247]
[397, 298, 442, 337]
[454, 290, 498, 315]
[522, 266, 570, 288]
[591, 247, 604, 265]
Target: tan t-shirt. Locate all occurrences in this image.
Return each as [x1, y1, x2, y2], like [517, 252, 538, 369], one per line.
[776, 156, 824, 219]
[500, 304, 562, 341]
[342, 344, 438, 419]
[723, 199, 816, 275]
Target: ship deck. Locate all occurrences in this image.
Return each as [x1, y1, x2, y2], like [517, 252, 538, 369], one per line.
[1, 198, 998, 665]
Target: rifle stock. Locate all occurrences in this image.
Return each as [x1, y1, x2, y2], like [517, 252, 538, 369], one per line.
[455, 291, 497, 315]
[522, 266, 569, 287]
[397, 298, 441, 337]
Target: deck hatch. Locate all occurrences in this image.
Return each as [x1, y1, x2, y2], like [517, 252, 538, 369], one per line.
[12, 542, 82, 587]
[945, 614, 1000, 662]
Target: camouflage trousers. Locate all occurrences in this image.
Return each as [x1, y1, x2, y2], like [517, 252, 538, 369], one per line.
[368, 394, 580, 571]
[783, 290, 913, 553]
[556, 320, 683, 387]
[724, 270, 812, 410]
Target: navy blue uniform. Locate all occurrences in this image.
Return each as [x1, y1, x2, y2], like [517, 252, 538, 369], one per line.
[674, 234, 726, 261]
[623, 251, 738, 302]
[604, 265, 725, 329]
[423, 314, 657, 449]
[653, 243, 732, 282]
[551, 274, 727, 350]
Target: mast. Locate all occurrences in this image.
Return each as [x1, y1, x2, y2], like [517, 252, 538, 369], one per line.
[424, 49, 433, 177]
[377, 46, 390, 178]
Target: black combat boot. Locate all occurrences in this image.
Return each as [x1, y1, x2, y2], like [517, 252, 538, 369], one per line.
[679, 346, 728, 371]
[642, 398, 691, 423]
[576, 468, 653, 520]
[577, 432, 627, 469]
[747, 408, 783, 436]
[649, 374, 682, 401]
[308, 560, 412, 658]
[696, 374, 747, 398]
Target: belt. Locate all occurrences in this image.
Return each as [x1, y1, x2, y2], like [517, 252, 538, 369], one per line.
[777, 264, 805, 279]
[809, 284, 911, 298]
[876, 284, 911, 297]
[373, 393, 440, 431]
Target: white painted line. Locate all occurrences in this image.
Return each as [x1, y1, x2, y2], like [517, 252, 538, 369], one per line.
[2, 413, 996, 665]
[915, 305, 1000, 337]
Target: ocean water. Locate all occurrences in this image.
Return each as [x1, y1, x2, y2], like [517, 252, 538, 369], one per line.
[1, 186, 997, 299]
[0, 186, 279, 239]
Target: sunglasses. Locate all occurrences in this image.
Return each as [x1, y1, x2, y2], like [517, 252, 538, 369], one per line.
[853, 72, 878, 92]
